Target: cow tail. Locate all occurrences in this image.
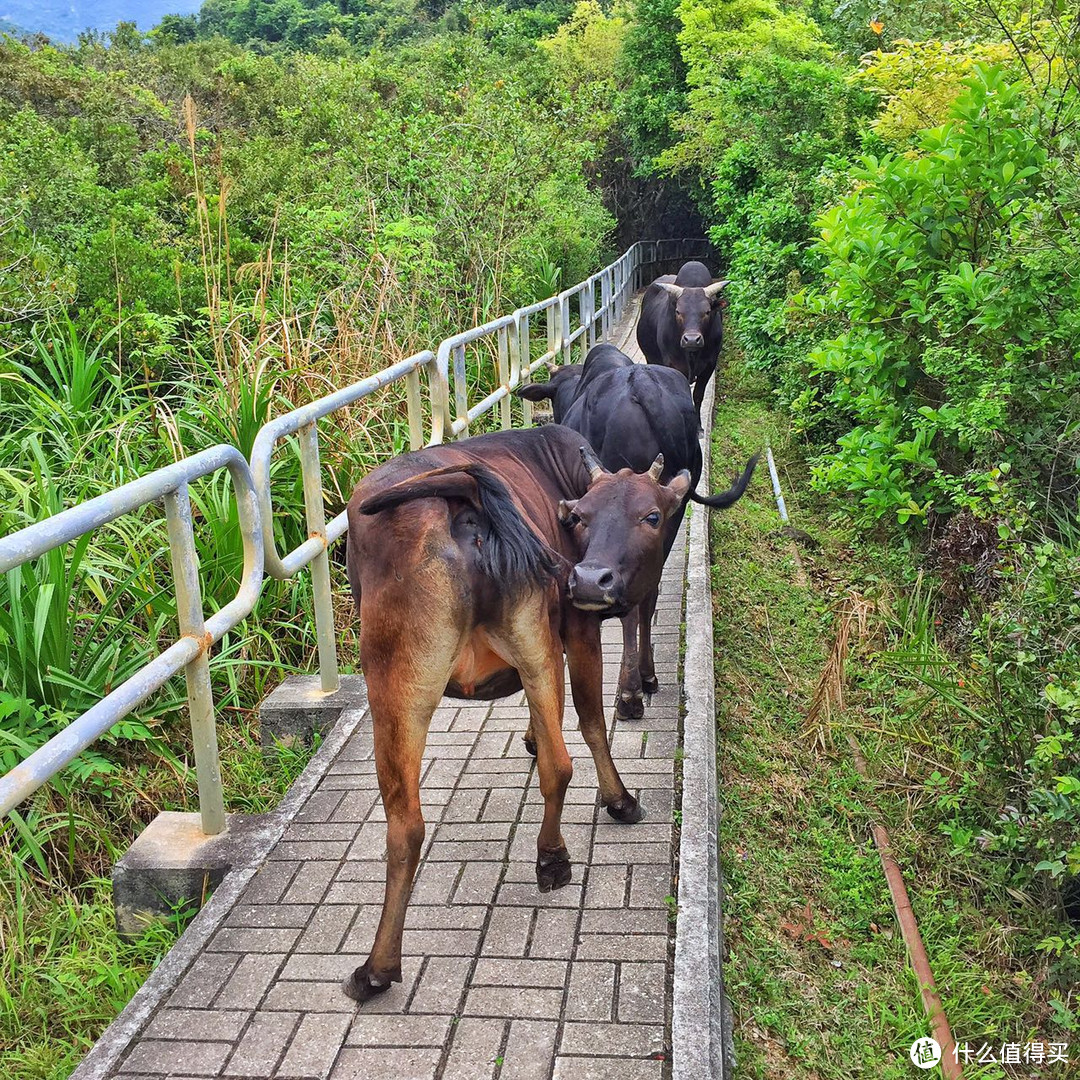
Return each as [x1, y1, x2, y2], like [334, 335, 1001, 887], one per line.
[689, 454, 759, 509]
[357, 464, 560, 594]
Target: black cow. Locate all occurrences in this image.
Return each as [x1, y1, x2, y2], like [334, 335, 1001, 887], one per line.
[637, 260, 729, 423]
[519, 344, 757, 720]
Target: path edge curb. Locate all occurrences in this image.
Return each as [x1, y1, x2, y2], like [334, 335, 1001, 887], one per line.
[71, 692, 370, 1080]
[671, 376, 728, 1080]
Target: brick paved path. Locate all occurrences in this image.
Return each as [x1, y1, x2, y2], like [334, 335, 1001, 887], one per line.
[110, 525, 685, 1080]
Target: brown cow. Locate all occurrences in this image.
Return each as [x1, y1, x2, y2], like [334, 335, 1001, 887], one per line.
[341, 424, 690, 1004]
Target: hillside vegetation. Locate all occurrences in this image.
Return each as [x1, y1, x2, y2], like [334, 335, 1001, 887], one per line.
[0, 0, 1078, 1074]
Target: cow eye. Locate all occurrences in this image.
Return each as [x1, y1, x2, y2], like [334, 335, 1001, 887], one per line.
[562, 511, 581, 528]
[643, 511, 661, 527]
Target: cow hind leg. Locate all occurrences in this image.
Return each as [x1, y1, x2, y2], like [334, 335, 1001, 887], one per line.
[615, 606, 644, 721]
[343, 594, 459, 1005]
[639, 587, 660, 697]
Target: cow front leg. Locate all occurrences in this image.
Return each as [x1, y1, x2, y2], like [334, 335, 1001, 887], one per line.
[615, 605, 644, 720]
[691, 363, 714, 427]
[567, 614, 645, 824]
[639, 586, 659, 697]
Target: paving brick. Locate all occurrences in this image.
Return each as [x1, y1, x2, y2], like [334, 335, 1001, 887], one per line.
[551, 1056, 663, 1080]
[499, 1020, 558, 1080]
[240, 861, 298, 905]
[144, 1009, 249, 1042]
[344, 1014, 452, 1047]
[464, 986, 564, 1020]
[497, 882, 581, 908]
[575, 935, 668, 962]
[427, 839, 509, 862]
[209, 926, 302, 954]
[452, 862, 502, 905]
[410, 861, 459, 905]
[283, 822, 359, 842]
[330, 1047, 441, 1080]
[564, 962, 615, 1021]
[404, 904, 487, 930]
[528, 908, 579, 960]
[472, 731, 513, 757]
[277, 1013, 352, 1080]
[272, 840, 351, 862]
[280, 953, 366, 982]
[400, 927, 481, 955]
[214, 954, 285, 1010]
[481, 788, 526, 821]
[580, 908, 669, 935]
[223, 1012, 298, 1076]
[628, 865, 672, 909]
[479, 906, 531, 957]
[225, 904, 313, 929]
[434, 821, 513, 842]
[559, 1022, 664, 1057]
[120, 1041, 232, 1076]
[440, 787, 486, 823]
[618, 963, 667, 1023]
[169, 953, 240, 1009]
[330, 790, 380, 823]
[591, 842, 670, 864]
[471, 958, 567, 988]
[407, 956, 472, 1014]
[282, 861, 337, 904]
[442, 1017, 506, 1080]
[294, 903, 356, 952]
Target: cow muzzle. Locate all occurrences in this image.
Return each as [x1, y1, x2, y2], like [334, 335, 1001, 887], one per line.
[680, 331, 705, 350]
[568, 564, 623, 612]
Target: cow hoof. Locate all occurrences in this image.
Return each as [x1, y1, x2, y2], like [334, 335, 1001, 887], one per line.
[615, 692, 645, 721]
[537, 847, 573, 892]
[342, 961, 398, 1004]
[641, 675, 660, 696]
[606, 795, 646, 824]
[522, 734, 537, 758]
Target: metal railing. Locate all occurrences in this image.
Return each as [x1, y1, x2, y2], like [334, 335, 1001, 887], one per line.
[0, 446, 263, 835]
[0, 237, 709, 834]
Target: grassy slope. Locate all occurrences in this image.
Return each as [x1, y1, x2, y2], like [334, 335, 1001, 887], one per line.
[708, 371, 1073, 1079]
[0, 724, 313, 1079]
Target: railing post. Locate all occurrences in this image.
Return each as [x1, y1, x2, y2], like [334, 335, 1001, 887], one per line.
[453, 342, 470, 438]
[164, 483, 226, 837]
[498, 326, 511, 430]
[406, 367, 424, 451]
[561, 295, 572, 366]
[515, 314, 532, 426]
[299, 422, 340, 692]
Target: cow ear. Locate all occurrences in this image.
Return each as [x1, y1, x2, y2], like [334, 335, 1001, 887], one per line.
[557, 499, 580, 525]
[664, 470, 692, 504]
[516, 382, 555, 402]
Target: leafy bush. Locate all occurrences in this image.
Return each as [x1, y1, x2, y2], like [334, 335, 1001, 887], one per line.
[800, 66, 1080, 528]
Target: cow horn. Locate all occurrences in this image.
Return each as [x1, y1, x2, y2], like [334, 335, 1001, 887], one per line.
[704, 279, 730, 299]
[647, 454, 665, 481]
[657, 282, 684, 298]
[580, 445, 606, 482]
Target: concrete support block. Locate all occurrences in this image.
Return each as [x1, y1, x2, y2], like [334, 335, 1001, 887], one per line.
[112, 811, 271, 940]
[258, 673, 368, 754]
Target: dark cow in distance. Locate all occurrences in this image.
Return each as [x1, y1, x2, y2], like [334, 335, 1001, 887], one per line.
[342, 424, 692, 1004]
[519, 344, 757, 720]
[637, 260, 729, 423]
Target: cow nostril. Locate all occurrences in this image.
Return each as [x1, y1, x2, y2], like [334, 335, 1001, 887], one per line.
[597, 570, 615, 590]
